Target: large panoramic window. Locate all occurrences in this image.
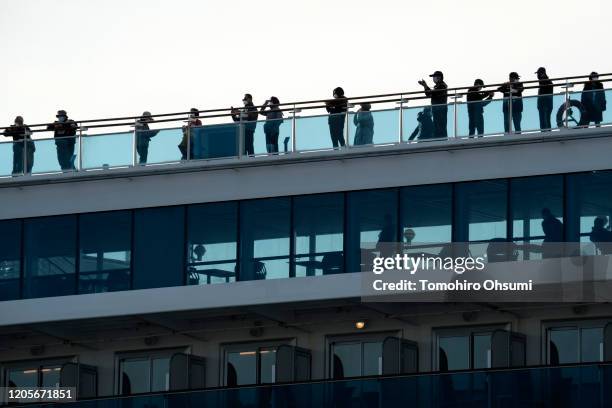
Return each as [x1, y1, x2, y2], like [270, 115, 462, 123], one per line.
[187, 202, 238, 285]
[435, 325, 510, 371]
[239, 198, 291, 281]
[79, 211, 132, 294]
[0, 220, 22, 301]
[133, 207, 185, 289]
[23, 215, 77, 298]
[346, 189, 398, 273]
[118, 350, 180, 395]
[293, 193, 344, 277]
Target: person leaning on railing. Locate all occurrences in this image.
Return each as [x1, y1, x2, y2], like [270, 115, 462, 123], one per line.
[2, 116, 35, 175]
[466, 79, 494, 137]
[497, 72, 524, 133]
[325, 87, 348, 148]
[179, 108, 202, 160]
[231, 93, 258, 156]
[133, 111, 157, 164]
[47, 109, 78, 171]
[259, 97, 284, 154]
[418, 71, 448, 139]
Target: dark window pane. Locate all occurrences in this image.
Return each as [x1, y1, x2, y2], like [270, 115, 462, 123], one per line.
[259, 348, 277, 384]
[581, 327, 603, 362]
[294, 193, 344, 277]
[41, 366, 61, 387]
[120, 358, 150, 395]
[79, 211, 131, 294]
[473, 333, 492, 369]
[226, 350, 257, 386]
[400, 184, 452, 258]
[362, 341, 383, 376]
[511, 176, 564, 260]
[7, 367, 38, 388]
[187, 202, 237, 285]
[151, 357, 170, 392]
[549, 328, 579, 365]
[455, 180, 508, 258]
[0, 220, 21, 301]
[347, 189, 398, 273]
[332, 343, 361, 378]
[439, 336, 469, 371]
[24, 215, 76, 298]
[240, 198, 290, 281]
[133, 207, 184, 289]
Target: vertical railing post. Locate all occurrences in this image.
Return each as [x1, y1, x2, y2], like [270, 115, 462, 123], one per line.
[238, 120, 244, 159]
[453, 90, 458, 138]
[132, 126, 137, 166]
[186, 124, 191, 161]
[345, 104, 350, 148]
[22, 128, 28, 176]
[78, 124, 83, 171]
[291, 104, 297, 154]
[398, 95, 404, 143]
[508, 89, 513, 134]
[564, 79, 570, 129]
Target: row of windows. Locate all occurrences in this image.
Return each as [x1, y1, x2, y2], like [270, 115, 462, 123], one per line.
[3, 320, 610, 400]
[2, 170, 612, 301]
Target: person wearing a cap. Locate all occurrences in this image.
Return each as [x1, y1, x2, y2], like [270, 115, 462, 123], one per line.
[325, 87, 348, 148]
[466, 79, 494, 137]
[134, 111, 157, 164]
[418, 71, 448, 138]
[536, 67, 554, 131]
[231, 94, 258, 155]
[259, 97, 284, 153]
[3, 116, 35, 174]
[47, 110, 78, 170]
[497, 72, 524, 133]
[179, 108, 202, 160]
[581, 72, 607, 127]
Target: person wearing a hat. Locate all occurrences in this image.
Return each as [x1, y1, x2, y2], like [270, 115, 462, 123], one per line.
[231, 94, 258, 156]
[466, 79, 494, 137]
[418, 71, 448, 138]
[497, 72, 524, 133]
[325, 87, 348, 148]
[133, 111, 157, 164]
[353, 102, 374, 146]
[3, 116, 35, 174]
[179, 108, 202, 160]
[47, 109, 78, 170]
[259, 97, 284, 153]
[581, 72, 607, 127]
[535, 67, 554, 131]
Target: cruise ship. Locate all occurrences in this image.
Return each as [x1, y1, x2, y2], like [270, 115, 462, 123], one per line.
[1, 73, 612, 407]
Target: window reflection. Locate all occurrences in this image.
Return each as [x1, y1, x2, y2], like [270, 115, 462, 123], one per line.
[0, 220, 21, 301]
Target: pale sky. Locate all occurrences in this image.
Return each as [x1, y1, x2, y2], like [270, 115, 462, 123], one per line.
[1, 0, 611, 127]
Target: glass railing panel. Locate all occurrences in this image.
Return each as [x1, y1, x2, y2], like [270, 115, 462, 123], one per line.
[190, 123, 239, 160]
[564, 88, 612, 128]
[348, 108, 399, 147]
[81, 131, 133, 170]
[0, 140, 24, 177]
[251, 117, 292, 155]
[402, 103, 453, 142]
[30, 136, 79, 174]
[295, 113, 346, 151]
[136, 127, 183, 165]
[455, 98, 506, 138]
[519, 92, 566, 133]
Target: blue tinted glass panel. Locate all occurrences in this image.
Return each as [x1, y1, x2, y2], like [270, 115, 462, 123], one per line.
[79, 211, 131, 294]
[30, 137, 79, 174]
[191, 123, 239, 160]
[295, 113, 345, 151]
[400, 184, 452, 247]
[252, 118, 292, 155]
[0, 141, 22, 177]
[347, 189, 398, 273]
[456, 98, 506, 137]
[187, 202, 237, 285]
[0, 220, 21, 301]
[240, 198, 290, 281]
[81, 132, 133, 169]
[403, 104, 453, 142]
[133, 207, 184, 289]
[294, 193, 344, 277]
[24, 215, 77, 298]
[142, 128, 183, 165]
[348, 108, 399, 146]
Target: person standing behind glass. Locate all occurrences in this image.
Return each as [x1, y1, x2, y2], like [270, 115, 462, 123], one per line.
[535, 67, 554, 131]
[353, 103, 374, 145]
[466, 79, 494, 137]
[134, 111, 155, 164]
[581, 72, 607, 127]
[3, 116, 35, 174]
[418, 71, 448, 138]
[179, 108, 202, 160]
[409, 107, 434, 141]
[47, 109, 77, 170]
[497, 72, 524, 133]
[259, 97, 284, 153]
[325, 87, 348, 148]
[231, 93, 258, 156]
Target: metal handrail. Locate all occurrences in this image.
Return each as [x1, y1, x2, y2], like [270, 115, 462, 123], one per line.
[1, 72, 611, 132]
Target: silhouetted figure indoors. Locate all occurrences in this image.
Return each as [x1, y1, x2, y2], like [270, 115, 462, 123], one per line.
[498, 72, 524, 133]
[353, 103, 374, 145]
[47, 109, 78, 170]
[3, 116, 35, 174]
[590, 216, 612, 254]
[259, 96, 284, 153]
[541, 208, 564, 258]
[134, 111, 157, 164]
[179, 108, 202, 160]
[325, 87, 348, 148]
[582, 71, 607, 127]
[418, 70, 448, 138]
[409, 107, 434, 140]
[466, 79, 494, 137]
[231, 93, 258, 155]
[536, 67, 554, 131]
